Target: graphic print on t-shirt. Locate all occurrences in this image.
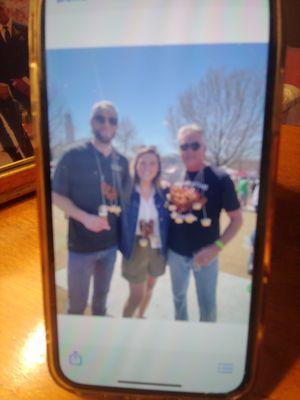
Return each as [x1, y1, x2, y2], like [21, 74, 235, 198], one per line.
[168, 166, 240, 256]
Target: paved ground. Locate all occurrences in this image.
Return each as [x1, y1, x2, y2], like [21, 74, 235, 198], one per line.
[53, 207, 255, 322]
[56, 258, 251, 323]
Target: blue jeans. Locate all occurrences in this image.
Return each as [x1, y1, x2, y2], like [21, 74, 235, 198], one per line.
[67, 246, 117, 315]
[168, 249, 218, 322]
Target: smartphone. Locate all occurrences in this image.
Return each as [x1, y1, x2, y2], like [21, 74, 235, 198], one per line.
[30, 0, 282, 397]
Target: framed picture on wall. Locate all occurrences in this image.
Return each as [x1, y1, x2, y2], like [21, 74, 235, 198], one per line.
[282, 47, 300, 126]
[0, 0, 35, 204]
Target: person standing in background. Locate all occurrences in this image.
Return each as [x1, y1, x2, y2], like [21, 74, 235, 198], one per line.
[237, 176, 249, 208]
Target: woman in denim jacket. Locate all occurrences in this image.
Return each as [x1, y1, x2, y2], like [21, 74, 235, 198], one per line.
[120, 147, 169, 318]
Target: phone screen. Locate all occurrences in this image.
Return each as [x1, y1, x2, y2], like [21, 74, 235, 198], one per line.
[43, 0, 270, 395]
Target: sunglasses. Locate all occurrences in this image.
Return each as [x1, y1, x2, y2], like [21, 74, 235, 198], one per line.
[180, 142, 202, 151]
[94, 115, 118, 126]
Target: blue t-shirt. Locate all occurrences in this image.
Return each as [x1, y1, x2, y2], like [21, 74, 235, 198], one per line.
[168, 166, 240, 257]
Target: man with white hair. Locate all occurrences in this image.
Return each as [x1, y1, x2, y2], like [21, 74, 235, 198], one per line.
[168, 124, 242, 322]
[53, 101, 130, 316]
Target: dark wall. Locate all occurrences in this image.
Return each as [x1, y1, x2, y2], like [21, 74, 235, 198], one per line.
[282, 1, 300, 46]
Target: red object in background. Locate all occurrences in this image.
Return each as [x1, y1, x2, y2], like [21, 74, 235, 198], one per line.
[284, 47, 300, 89]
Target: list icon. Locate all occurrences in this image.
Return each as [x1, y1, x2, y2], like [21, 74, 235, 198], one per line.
[217, 362, 234, 374]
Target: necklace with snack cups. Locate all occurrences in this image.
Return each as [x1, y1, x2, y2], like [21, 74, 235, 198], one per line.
[165, 168, 212, 227]
[94, 147, 122, 218]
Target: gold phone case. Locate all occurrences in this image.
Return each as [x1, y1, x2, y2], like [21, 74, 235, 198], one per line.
[29, 0, 283, 397]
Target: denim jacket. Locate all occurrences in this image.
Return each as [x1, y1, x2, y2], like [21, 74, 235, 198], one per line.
[119, 188, 169, 259]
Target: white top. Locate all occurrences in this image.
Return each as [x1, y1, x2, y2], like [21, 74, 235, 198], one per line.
[135, 188, 162, 249]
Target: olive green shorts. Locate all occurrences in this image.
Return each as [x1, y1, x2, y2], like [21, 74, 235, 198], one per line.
[122, 237, 166, 284]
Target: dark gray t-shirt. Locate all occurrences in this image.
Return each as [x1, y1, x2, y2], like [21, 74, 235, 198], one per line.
[168, 166, 240, 257]
[52, 142, 130, 253]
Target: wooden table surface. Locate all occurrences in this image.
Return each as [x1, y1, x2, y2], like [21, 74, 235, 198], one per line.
[0, 125, 299, 399]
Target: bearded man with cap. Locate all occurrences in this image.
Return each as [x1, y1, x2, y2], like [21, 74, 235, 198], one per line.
[52, 101, 130, 316]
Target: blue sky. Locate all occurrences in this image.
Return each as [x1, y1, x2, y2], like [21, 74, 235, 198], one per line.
[46, 43, 268, 153]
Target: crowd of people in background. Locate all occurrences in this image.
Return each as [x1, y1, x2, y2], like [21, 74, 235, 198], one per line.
[235, 175, 260, 210]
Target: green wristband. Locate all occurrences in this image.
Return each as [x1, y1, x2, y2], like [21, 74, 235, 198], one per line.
[215, 239, 225, 250]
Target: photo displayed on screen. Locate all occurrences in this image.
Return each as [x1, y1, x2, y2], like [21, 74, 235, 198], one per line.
[45, 0, 270, 394]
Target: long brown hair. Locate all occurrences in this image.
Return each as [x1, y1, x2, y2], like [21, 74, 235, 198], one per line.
[132, 146, 162, 191]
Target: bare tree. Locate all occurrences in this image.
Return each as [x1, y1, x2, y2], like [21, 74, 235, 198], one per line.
[47, 84, 69, 148]
[115, 117, 138, 157]
[166, 69, 264, 167]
